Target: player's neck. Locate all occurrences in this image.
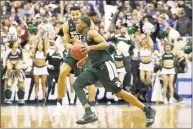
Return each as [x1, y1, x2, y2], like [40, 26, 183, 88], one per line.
[81, 27, 89, 36]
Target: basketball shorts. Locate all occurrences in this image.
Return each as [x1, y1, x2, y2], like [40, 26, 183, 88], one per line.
[64, 50, 81, 76]
[75, 60, 122, 93]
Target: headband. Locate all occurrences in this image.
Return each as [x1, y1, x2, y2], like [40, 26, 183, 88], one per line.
[80, 17, 91, 27]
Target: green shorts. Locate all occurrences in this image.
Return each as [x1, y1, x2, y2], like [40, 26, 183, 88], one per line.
[64, 50, 81, 76]
[82, 60, 92, 71]
[74, 60, 122, 93]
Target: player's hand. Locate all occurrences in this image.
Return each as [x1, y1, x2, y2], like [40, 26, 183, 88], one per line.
[76, 58, 87, 68]
[81, 46, 93, 55]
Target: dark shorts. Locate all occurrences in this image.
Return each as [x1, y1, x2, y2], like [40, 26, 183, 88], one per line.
[82, 60, 92, 71]
[75, 60, 122, 93]
[64, 51, 81, 76]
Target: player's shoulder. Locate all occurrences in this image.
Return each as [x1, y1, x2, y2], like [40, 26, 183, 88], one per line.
[88, 29, 98, 36]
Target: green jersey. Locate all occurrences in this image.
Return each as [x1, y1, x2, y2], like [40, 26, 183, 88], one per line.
[68, 19, 83, 40]
[84, 32, 113, 68]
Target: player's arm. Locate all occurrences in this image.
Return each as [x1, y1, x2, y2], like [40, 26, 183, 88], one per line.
[90, 20, 95, 30]
[76, 55, 88, 68]
[88, 30, 110, 50]
[62, 22, 73, 49]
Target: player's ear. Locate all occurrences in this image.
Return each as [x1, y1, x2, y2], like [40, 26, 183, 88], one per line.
[83, 23, 87, 28]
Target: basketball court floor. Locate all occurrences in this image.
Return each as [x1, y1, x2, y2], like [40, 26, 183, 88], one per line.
[1, 99, 191, 128]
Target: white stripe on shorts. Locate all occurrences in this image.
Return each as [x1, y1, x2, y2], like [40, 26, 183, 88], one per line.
[105, 61, 118, 81]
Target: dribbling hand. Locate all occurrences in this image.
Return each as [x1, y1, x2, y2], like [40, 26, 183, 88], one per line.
[81, 46, 93, 55]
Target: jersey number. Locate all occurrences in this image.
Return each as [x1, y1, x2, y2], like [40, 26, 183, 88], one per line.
[72, 35, 82, 40]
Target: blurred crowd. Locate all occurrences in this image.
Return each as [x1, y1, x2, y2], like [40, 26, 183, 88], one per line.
[1, 0, 192, 104]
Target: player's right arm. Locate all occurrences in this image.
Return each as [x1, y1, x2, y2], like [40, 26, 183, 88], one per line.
[62, 22, 73, 49]
[90, 20, 95, 30]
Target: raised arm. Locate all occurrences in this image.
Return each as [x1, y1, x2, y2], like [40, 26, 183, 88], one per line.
[43, 33, 49, 54]
[62, 22, 73, 49]
[30, 35, 38, 57]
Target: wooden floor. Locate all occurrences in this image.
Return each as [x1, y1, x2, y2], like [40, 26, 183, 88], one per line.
[1, 99, 192, 128]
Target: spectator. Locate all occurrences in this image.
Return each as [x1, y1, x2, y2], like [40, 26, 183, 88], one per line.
[164, 24, 181, 53]
[17, 21, 29, 48]
[176, 8, 192, 36]
[1, 6, 10, 18]
[146, 3, 156, 16]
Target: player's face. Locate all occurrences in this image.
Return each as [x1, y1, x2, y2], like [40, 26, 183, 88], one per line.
[70, 10, 81, 23]
[76, 19, 86, 33]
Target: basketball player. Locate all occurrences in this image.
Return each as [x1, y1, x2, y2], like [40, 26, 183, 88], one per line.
[56, 6, 96, 109]
[73, 17, 156, 127]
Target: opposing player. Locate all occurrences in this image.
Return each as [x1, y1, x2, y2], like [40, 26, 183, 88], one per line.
[55, 6, 96, 110]
[73, 17, 156, 127]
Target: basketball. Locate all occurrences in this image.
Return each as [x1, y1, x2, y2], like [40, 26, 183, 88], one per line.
[71, 42, 86, 60]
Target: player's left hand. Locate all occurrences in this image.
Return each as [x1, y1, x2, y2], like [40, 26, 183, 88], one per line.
[81, 46, 93, 54]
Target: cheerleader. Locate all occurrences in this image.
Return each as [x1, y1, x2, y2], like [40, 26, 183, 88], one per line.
[32, 35, 49, 106]
[137, 34, 154, 101]
[112, 44, 126, 86]
[139, 34, 154, 86]
[3, 41, 25, 105]
[158, 43, 176, 104]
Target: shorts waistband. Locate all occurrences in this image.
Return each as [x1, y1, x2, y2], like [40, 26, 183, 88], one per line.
[140, 61, 151, 64]
[33, 64, 46, 68]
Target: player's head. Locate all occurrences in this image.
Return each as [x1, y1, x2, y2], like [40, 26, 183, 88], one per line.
[88, 11, 97, 23]
[70, 6, 81, 23]
[76, 17, 91, 33]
